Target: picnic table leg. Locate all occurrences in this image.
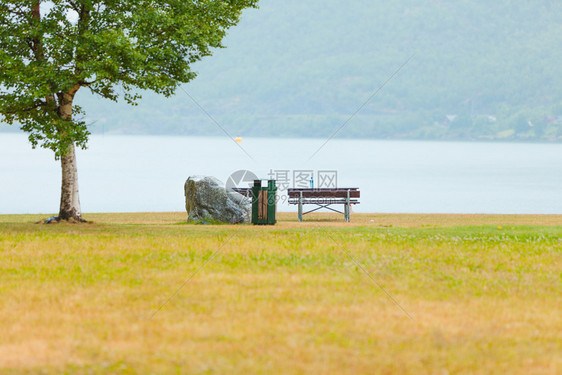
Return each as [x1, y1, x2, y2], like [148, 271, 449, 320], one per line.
[345, 189, 350, 222]
[298, 192, 303, 222]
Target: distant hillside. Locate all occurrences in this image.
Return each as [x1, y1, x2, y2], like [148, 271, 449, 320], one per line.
[5, 0, 562, 141]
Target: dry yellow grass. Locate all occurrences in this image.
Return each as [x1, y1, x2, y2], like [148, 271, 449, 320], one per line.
[0, 212, 560, 374]
[3, 211, 561, 227]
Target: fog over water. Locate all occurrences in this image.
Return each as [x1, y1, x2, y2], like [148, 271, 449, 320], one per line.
[1, 134, 561, 215]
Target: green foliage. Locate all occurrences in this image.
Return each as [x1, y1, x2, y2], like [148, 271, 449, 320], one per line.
[0, 0, 258, 156]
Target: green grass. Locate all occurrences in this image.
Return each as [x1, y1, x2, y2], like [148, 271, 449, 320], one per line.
[0, 212, 561, 374]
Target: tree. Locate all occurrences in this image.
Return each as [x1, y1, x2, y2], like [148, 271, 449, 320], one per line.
[0, 0, 258, 221]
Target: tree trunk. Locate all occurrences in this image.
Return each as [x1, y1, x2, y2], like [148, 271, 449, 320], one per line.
[57, 88, 84, 222]
[59, 143, 83, 221]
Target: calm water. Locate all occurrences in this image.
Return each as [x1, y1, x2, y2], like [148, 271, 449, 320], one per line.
[1, 133, 561, 214]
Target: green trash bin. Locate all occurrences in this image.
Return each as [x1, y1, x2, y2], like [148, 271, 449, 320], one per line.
[251, 180, 277, 225]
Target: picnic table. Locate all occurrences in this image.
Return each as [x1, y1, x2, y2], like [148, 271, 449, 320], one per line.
[288, 188, 360, 222]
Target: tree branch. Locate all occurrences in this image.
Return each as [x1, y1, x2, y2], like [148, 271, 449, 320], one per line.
[3, 100, 46, 114]
[67, 0, 81, 13]
[30, 0, 46, 62]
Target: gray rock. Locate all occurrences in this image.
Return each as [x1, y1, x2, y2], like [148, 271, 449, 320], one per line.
[184, 176, 251, 224]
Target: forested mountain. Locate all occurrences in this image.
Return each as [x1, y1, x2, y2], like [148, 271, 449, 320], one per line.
[5, 0, 562, 140]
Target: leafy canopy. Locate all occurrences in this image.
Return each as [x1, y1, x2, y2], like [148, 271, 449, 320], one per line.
[0, 0, 258, 156]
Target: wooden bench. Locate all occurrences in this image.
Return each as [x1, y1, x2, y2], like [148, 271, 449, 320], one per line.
[288, 188, 360, 222]
[231, 187, 252, 197]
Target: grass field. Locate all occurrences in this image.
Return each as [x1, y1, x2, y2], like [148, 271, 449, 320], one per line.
[0, 212, 560, 374]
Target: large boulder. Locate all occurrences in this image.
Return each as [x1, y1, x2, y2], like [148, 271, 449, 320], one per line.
[184, 176, 251, 224]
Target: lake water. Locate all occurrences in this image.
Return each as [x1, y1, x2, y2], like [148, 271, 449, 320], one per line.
[1, 133, 561, 214]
